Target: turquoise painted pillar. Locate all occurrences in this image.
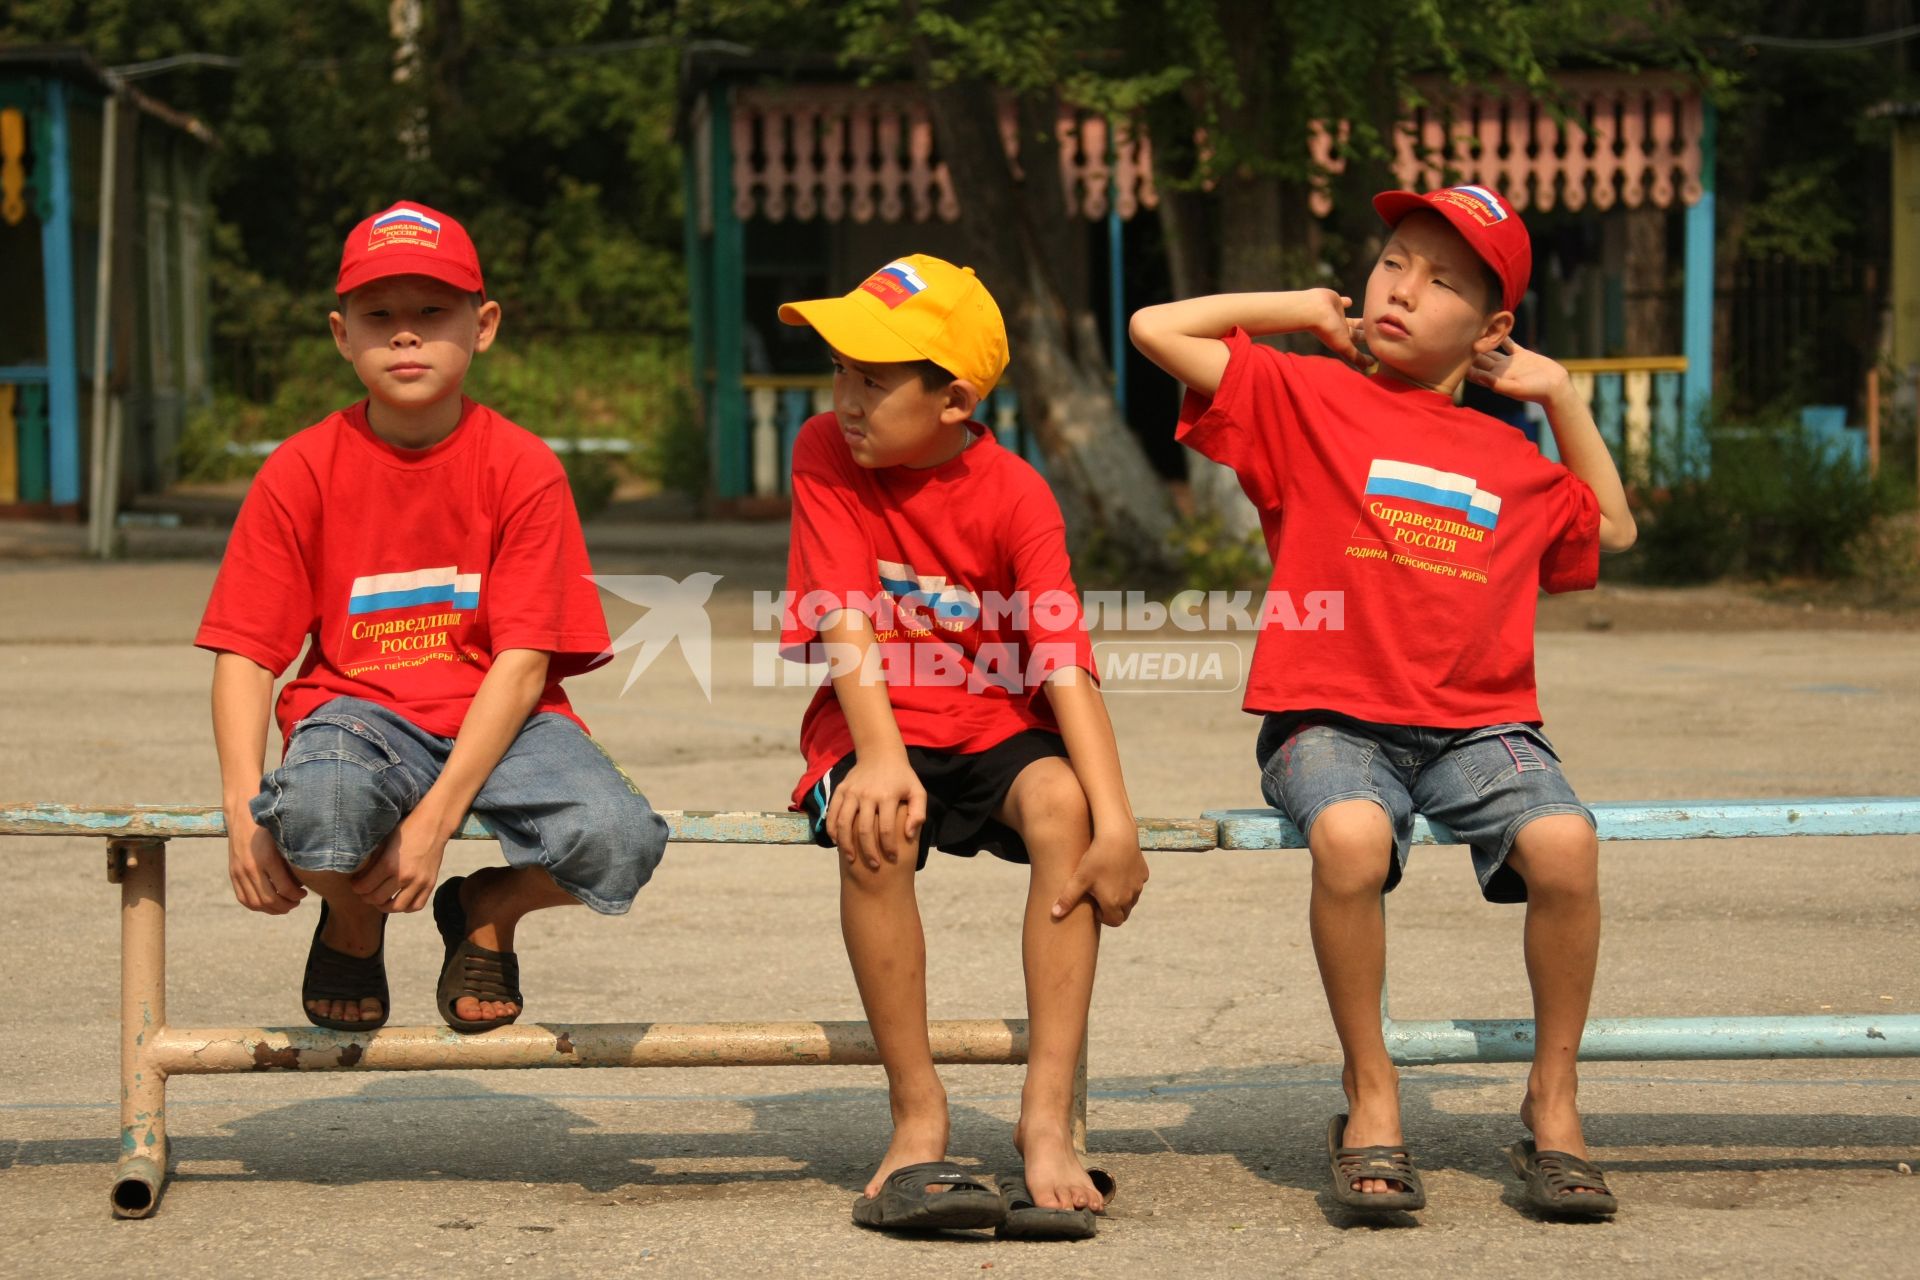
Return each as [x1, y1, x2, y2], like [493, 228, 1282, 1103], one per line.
[680, 109, 713, 475]
[1681, 98, 1717, 478]
[708, 83, 747, 500]
[1108, 188, 1126, 415]
[40, 77, 81, 506]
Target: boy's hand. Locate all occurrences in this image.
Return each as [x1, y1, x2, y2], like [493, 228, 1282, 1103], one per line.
[350, 807, 452, 913]
[1050, 829, 1149, 927]
[227, 811, 306, 914]
[1467, 337, 1570, 404]
[1309, 290, 1372, 372]
[828, 754, 928, 872]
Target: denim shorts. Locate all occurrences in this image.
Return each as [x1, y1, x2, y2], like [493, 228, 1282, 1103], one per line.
[249, 696, 669, 914]
[1255, 711, 1594, 904]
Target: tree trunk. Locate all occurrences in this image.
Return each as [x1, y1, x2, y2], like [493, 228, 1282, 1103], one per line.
[1168, 0, 1301, 543]
[918, 76, 1177, 565]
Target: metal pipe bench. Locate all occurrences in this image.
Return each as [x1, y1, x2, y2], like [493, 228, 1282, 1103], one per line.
[6, 798, 1916, 1217]
[1207, 799, 1920, 1065]
[0, 803, 1217, 1219]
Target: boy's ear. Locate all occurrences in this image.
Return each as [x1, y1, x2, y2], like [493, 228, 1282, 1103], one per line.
[1473, 309, 1515, 355]
[939, 377, 982, 425]
[329, 309, 352, 361]
[473, 298, 503, 352]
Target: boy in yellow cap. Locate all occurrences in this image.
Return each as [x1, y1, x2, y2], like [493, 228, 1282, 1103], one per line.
[775, 256, 1148, 1239]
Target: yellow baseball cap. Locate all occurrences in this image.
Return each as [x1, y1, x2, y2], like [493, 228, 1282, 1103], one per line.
[778, 254, 1009, 398]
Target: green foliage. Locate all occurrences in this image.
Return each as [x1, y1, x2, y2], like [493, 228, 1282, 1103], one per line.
[1625, 417, 1915, 584]
[1171, 512, 1270, 592]
[554, 444, 619, 521]
[640, 371, 709, 501]
[177, 332, 690, 487]
[2, 0, 690, 337]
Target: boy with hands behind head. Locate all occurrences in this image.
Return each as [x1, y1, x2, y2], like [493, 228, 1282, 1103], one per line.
[1132, 186, 1634, 1219]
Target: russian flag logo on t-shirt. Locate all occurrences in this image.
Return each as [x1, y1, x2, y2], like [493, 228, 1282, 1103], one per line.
[877, 559, 981, 628]
[348, 566, 480, 615]
[1364, 459, 1502, 530]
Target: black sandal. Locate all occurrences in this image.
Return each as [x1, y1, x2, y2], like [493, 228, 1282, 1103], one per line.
[994, 1168, 1117, 1241]
[851, 1161, 1008, 1233]
[432, 876, 523, 1034]
[1507, 1139, 1619, 1217]
[1327, 1113, 1427, 1212]
[301, 900, 389, 1032]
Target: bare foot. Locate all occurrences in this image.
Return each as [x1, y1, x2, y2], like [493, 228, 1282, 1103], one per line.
[306, 900, 384, 1025]
[1014, 1118, 1104, 1212]
[454, 871, 521, 1024]
[1339, 1064, 1410, 1196]
[862, 1092, 950, 1201]
[1520, 1090, 1603, 1194]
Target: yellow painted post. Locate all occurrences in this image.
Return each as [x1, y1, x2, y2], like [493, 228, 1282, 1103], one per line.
[1894, 118, 1920, 372]
[0, 383, 17, 503]
[0, 106, 24, 225]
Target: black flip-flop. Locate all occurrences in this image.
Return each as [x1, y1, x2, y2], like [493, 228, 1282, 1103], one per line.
[851, 1161, 1007, 1233]
[1327, 1113, 1426, 1212]
[301, 899, 389, 1032]
[433, 876, 522, 1035]
[1506, 1139, 1618, 1217]
[994, 1168, 1117, 1241]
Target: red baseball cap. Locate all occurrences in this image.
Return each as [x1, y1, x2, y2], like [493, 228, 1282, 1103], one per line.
[336, 201, 484, 296]
[1372, 185, 1530, 313]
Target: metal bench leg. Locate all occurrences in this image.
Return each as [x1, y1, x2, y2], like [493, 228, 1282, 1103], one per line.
[109, 838, 167, 1218]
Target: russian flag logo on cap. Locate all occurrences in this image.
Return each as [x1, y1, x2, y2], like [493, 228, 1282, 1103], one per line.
[860, 260, 931, 309]
[373, 207, 441, 233]
[368, 206, 443, 250]
[1443, 185, 1509, 225]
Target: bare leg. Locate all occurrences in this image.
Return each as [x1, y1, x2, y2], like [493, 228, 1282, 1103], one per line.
[454, 865, 580, 1023]
[996, 758, 1106, 1212]
[839, 823, 949, 1201]
[1306, 799, 1405, 1195]
[1505, 815, 1603, 1190]
[292, 867, 385, 1025]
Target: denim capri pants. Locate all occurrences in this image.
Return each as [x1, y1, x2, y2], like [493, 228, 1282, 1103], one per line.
[249, 696, 668, 914]
[1256, 711, 1594, 905]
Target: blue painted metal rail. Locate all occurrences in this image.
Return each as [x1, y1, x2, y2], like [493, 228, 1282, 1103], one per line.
[5, 798, 1914, 1066]
[1205, 798, 1920, 1063]
[0, 803, 1220, 851]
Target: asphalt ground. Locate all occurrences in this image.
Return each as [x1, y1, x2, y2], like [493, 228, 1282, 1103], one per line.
[2, 532, 1916, 1278]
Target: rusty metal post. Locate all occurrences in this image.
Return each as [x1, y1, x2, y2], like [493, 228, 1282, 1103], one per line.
[1070, 1028, 1089, 1155]
[146, 1018, 1029, 1073]
[1866, 366, 1881, 475]
[109, 838, 167, 1218]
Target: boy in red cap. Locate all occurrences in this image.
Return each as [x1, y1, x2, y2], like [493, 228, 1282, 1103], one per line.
[196, 202, 668, 1037]
[777, 255, 1148, 1239]
[1132, 186, 1635, 1218]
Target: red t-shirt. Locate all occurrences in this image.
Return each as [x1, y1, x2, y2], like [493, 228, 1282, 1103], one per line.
[1178, 328, 1600, 727]
[781, 413, 1096, 807]
[195, 398, 612, 744]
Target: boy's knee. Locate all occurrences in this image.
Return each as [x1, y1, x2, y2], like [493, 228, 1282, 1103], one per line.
[1510, 815, 1599, 900]
[553, 794, 669, 896]
[1002, 759, 1090, 839]
[1308, 800, 1395, 897]
[256, 736, 408, 871]
[837, 847, 917, 893]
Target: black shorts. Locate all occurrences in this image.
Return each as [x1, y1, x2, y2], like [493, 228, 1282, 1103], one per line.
[801, 730, 1071, 870]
